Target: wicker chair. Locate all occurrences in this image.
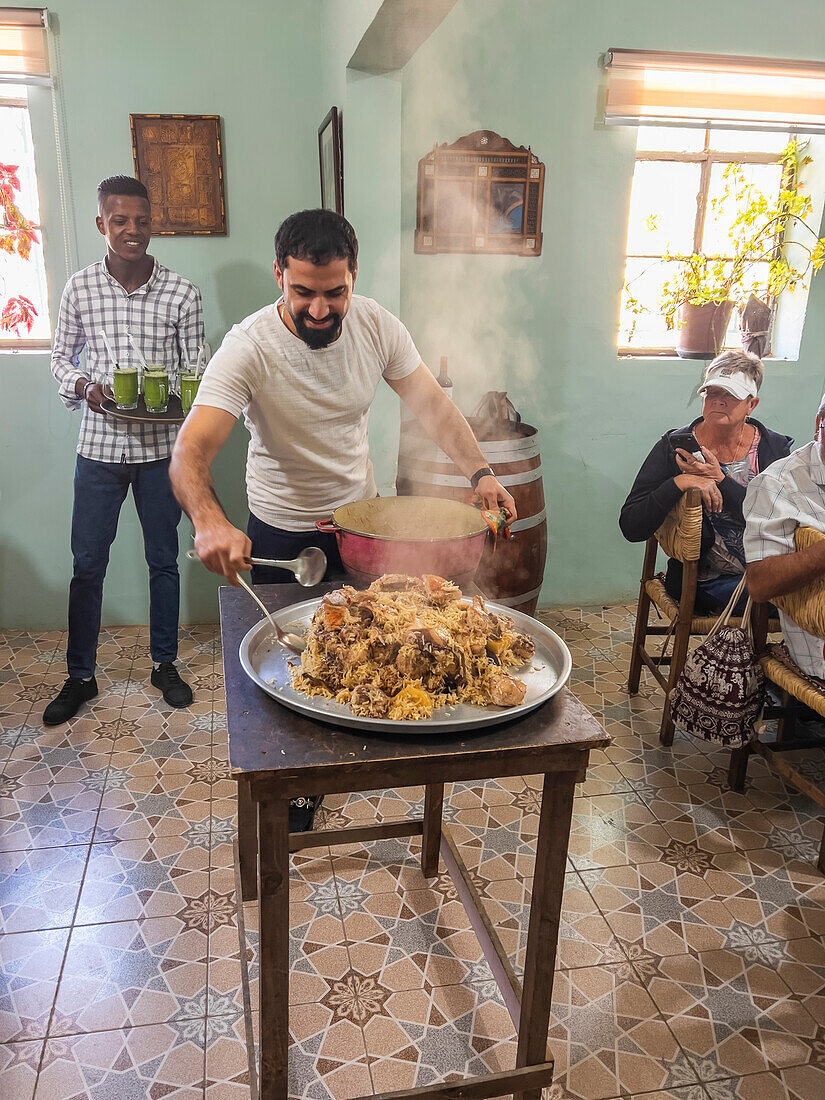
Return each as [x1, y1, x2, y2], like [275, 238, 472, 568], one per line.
[628, 487, 757, 745]
[728, 526, 825, 873]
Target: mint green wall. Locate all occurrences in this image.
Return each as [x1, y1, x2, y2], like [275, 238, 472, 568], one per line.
[0, 0, 328, 630]
[399, 0, 825, 606]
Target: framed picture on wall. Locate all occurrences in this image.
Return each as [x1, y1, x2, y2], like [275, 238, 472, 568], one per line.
[415, 130, 544, 256]
[130, 114, 226, 235]
[318, 107, 344, 215]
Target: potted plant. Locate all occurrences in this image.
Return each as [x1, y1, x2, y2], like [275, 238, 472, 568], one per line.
[623, 140, 825, 358]
[0, 162, 39, 338]
[660, 253, 735, 359]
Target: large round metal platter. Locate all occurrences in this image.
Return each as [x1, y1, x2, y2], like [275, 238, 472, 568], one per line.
[238, 596, 572, 734]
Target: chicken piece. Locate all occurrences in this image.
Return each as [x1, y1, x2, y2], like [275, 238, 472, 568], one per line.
[396, 643, 431, 679]
[466, 598, 503, 642]
[350, 684, 390, 718]
[422, 574, 461, 606]
[323, 589, 351, 607]
[404, 623, 451, 649]
[323, 604, 347, 630]
[510, 632, 536, 662]
[431, 646, 464, 686]
[489, 671, 527, 707]
[369, 574, 422, 594]
[368, 636, 400, 665]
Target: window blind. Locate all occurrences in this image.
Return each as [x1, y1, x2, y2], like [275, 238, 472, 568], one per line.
[0, 7, 50, 84]
[604, 48, 825, 134]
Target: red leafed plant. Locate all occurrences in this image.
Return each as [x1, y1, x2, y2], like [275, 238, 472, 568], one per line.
[0, 161, 39, 337]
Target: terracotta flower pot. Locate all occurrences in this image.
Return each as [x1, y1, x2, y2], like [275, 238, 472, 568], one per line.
[675, 300, 734, 359]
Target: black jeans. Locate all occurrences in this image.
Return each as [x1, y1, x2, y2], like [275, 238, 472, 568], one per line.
[68, 456, 181, 679]
[246, 512, 344, 831]
[246, 512, 344, 585]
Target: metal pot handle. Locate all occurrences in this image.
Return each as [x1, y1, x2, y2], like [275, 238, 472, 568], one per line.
[315, 518, 338, 534]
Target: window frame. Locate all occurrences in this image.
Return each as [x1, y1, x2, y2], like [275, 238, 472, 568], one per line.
[618, 127, 790, 358]
[0, 87, 51, 351]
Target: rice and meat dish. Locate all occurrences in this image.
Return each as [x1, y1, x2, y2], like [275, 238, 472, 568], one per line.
[290, 573, 536, 720]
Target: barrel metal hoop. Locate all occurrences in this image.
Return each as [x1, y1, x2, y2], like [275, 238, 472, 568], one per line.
[508, 508, 546, 534]
[402, 468, 543, 488]
[488, 584, 544, 607]
[398, 437, 541, 462]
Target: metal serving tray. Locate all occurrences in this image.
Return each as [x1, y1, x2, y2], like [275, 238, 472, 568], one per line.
[238, 596, 572, 734]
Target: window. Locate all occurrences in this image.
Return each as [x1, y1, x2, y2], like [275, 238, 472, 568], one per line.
[618, 126, 789, 355]
[1, 82, 50, 347]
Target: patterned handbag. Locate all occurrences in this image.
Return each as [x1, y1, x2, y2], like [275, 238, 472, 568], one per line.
[667, 575, 764, 747]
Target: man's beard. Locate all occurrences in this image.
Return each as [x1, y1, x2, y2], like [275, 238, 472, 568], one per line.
[291, 308, 343, 350]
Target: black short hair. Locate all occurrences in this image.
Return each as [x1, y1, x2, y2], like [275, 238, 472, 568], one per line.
[274, 209, 358, 273]
[97, 175, 149, 210]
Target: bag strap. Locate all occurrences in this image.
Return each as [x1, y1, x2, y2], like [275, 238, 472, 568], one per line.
[705, 574, 749, 641]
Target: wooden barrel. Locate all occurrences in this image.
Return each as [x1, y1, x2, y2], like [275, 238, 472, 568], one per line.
[396, 419, 547, 615]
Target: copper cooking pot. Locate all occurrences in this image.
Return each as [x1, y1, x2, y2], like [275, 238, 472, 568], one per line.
[316, 496, 488, 587]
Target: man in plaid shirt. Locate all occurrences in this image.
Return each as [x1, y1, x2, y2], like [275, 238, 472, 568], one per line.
[44, 175, 205, 725]
[744, 393, 825, 679]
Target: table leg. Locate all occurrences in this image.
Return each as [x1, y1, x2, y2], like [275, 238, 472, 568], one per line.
[258, 797, 290, 1100]
[237, 777, 258, 902]
[421, 783, 444, 878]
[515, 770, 578, 1100]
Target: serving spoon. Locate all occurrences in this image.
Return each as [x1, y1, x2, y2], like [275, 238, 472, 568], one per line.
[185, 546, 326, 586]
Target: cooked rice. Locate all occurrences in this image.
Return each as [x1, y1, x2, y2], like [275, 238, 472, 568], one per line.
[290, 573, 535, 720]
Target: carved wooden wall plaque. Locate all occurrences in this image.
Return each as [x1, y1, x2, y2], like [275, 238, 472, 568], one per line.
[415, 130, 544, 256]
[130, 114, 226, 236]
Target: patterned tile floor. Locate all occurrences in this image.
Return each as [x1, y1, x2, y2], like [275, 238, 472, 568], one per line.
[1, 606, 825, 1099]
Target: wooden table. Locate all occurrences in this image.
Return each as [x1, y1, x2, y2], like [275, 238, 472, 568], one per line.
[219, 583, 610, 1100]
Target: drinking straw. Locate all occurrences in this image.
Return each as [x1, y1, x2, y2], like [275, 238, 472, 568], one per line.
[195, 344, 205, 379]
[98, 328, 118, 371]
[125, 328, 148, 371]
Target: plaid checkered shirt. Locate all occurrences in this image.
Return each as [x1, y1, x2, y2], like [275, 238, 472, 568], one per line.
[51, 258, 204, 463]
[743, 441, 825, 678]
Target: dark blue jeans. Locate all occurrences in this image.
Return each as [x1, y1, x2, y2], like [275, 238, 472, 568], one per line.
[247, 512, 344, 586]
[68, 455, 181, 679]
[664, 561, 748, 615]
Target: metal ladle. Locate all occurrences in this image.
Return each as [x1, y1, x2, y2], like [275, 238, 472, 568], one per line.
[185, 546, 327, 586]
[234, 575, 306, 654]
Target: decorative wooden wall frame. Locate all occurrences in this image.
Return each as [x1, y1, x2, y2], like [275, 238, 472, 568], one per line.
[318, 107, 344, 215]
[415, 130, 544, 256]
[130, 114, 226, 236]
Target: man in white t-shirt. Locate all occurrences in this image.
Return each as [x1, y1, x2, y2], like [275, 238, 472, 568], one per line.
[171, 209, 514, 585]
[170, 209, 516, 828]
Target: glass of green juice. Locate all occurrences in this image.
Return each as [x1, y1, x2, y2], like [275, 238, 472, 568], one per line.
[180, 372, 200, 415]
[143, 364, 169, 414]
[112, 366, 139, 410]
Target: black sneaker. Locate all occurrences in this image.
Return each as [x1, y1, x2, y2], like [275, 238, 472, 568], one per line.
[43, 676, 98, 726]
[150, 662, 193, 708]
[289, 795, 323, 833]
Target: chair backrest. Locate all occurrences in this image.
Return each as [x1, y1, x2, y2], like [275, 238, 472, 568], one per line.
[655, 488, 702, 563]
[773, 526, 825, 637]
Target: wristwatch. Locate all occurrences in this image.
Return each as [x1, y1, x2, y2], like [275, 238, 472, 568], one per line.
[470, 466, 495, 490]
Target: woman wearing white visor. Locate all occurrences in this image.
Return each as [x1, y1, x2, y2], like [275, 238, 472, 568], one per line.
[621, 350, 793, 614]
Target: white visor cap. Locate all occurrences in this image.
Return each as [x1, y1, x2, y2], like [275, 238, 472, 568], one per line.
[698, 369, 758, 401]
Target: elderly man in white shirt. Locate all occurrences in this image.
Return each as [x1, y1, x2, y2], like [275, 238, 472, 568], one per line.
[743, 393, 825, 678]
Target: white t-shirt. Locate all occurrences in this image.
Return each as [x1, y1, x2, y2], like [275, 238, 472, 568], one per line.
[193, 294, 420, 530]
